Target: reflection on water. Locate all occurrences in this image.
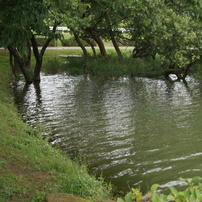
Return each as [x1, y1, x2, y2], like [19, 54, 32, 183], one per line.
[13, 74, 202, 193]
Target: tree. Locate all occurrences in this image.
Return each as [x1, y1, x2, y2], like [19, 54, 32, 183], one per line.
[2, 0, 202, 81]
[0, 0, 61, 83]
[123, 0, 202, 80]
[81, 0, 128, 60]
[31, 21, 59, 81]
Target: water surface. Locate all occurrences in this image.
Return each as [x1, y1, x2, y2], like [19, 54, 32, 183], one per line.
[13, 74, 202, 193]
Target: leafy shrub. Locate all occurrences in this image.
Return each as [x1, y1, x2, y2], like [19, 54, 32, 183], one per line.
[36, 37, 56, 46]
[117, 177, 202, 202]
[43, 58, 67, 74]
[61, 37, 78, 46]
[192, 62, 202, 79]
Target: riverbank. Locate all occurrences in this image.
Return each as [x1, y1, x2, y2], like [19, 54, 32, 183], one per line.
[0, 50, 113, 201]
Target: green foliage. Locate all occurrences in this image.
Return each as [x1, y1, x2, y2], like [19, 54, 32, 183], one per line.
[117, 177, 202, 202]
[43, 57, 66, 74]
[0, 0, 48, 48]
[31, 191, 47, 202]
[61, 37, 79, 46]
[36, 37, 56, 47]
[191, 61, 202, 78]
[117, 192, 133, 202]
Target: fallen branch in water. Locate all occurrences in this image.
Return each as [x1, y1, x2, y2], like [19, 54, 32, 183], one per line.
[164, 59, 201, 80]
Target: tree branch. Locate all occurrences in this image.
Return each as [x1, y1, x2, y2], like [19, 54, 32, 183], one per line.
[40, 21, 59, 57]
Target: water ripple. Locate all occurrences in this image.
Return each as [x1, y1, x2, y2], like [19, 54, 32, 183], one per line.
[12, 74, 202, 193]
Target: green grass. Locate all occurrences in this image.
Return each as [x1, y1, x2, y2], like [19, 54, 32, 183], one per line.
[42, 50, 164, 78]
[0, 49, 113, 202]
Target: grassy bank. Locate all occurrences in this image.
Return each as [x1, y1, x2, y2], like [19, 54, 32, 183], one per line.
[0, 50, 113, 201]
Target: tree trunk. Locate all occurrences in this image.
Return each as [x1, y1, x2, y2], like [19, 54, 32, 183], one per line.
[30, 34, 42, 82]
[182, 59, 199, 80]
[81, 37, 96, 57]
[9, 51, 20, 78]
[164, 59, 200, 80]
[33, 57, 43, 82]
[31, 22, 58, 82]
[86, 40, 97, 57]
[88, 28, 108, 61]
[24, 39, 31, 70]
[105, 15, 123, 61]
[87, 40, 96, 57]
[8, 46, 32, 83]
[73, 33, 89, 63]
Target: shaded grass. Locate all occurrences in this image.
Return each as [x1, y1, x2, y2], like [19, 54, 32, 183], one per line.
[43, 51, 164, 79]
[0, 49, 113, 201]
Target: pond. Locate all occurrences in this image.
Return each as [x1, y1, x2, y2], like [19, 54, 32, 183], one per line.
[13, 74, 202, 193]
